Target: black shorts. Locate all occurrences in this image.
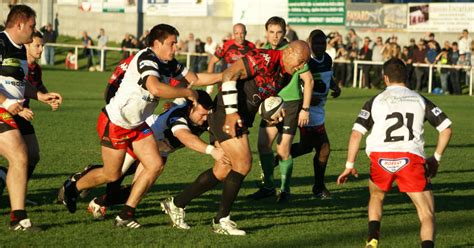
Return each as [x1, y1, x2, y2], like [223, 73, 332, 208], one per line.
[259, 99, 301, 135]
[208, 79, 262, 143]
[299, 124, 329, 147]
[13, 115, 35, 135]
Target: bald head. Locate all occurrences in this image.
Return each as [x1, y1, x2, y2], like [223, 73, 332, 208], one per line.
[282, 40, 311, 75]
[233, 23, 247, 45]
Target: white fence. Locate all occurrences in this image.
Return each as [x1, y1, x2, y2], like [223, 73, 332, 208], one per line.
[45, 43, 473, 96]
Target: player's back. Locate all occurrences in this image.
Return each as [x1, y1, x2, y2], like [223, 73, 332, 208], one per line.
[365, 86, 429, 157]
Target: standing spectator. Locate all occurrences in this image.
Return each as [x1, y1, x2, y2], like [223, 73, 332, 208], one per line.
[186, 33, 198, 72]
[346, 41, 359, 87]
[425, 41, 439, 89]
[139, 29, 149, 49]
[285, 24, 298, 42]
[204, 36, 218, 71]
[195, 38, 206, 73]
[345, 28, 361, 49]
[412, 39, 427, 91]
[121, 33, 132, 60]
[458, 29, 472, 63]
[448, 42, 461, 95]
[371, 36, 384, 88]
[435, 50, 450, 94]
[358, 36, 372, 88]
[334, 37, 348, 87]
[424, 33, 441, 52]
[402, 46, 415, 89]
[81, 31, 95, 71]
[40, 23, 58, 65]
[326, 33, 337, 61]
[97, 28, 108, 71]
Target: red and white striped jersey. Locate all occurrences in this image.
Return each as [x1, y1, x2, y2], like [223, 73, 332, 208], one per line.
[353, 86, 451, 158]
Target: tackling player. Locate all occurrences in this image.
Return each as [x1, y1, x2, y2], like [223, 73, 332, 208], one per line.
[205, 23, 255, 94]
[161, 41, 311, 235]
[60, 24, 220, 229]
[249, 17, 313, 203]
[0, 5, 62, 231]
[337, 58, 452, 248]
[290, 30, 341, 199]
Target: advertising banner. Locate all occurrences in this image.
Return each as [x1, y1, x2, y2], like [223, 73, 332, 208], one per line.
[144, 0, 169, 16]
[288, 0, 345, 26]
[233, 0, 288, 25]
[407, 3, 474, 32]
[346, 3, 406, 29]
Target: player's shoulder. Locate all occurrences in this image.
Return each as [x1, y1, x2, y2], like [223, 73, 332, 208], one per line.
[245, 40, 256, 49]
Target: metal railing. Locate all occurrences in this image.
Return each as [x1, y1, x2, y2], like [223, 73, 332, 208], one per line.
[44, 43, 209, 71]
[333, 59, 473, 96]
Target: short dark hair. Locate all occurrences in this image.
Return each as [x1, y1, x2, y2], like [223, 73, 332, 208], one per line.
[6, 5, 36, 28]
[308, 29, 327, 55]
[32, 31, 43, 39]
[383, 58, 406, 83]
[265, 16, 286, 33]
[187, 90, 214, 110]
[147, 24, 179, 47]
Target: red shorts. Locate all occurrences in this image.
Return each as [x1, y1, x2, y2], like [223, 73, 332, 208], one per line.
[96, 111, 153, 150]
[369, 152, 428, 192]
[0, 108, 18, 132]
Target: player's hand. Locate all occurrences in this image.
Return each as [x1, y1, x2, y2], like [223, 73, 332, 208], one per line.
[39, 92, 62, 111]
[223, 112, 243, 137]
[425, 156, 439, 179]
[331, 87, 341, 98]
[163, 101, 176, 111]
[298, 109, 309, 127]
[337, 168, 359, 185]
[267, 108, 285, 125]
[18, 107, 34, 121]
[210, 147, 226, 162]
[4, 99, 24, 115]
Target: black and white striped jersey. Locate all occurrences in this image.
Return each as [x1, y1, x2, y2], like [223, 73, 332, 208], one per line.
[0, 31, 28, 103]
[353, 86, 452, 158]
[106, 48, 188, 129]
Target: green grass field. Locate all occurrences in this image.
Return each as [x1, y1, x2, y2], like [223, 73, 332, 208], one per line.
[0, 69, 473, 247]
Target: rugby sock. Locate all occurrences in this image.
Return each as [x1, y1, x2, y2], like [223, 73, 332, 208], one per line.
[10, 210, 27, 225]
[174, 168, 220, 208]
[119, 205, 135, 220]
[279, 157, 294, 193]
[313, 158, 327, 190]
[215, 170, 245, 222]
[65, 180, 79, 197]
[368, 220, 381, 241]
[259, 153, 275, 189]
[421, 240, 434, 248]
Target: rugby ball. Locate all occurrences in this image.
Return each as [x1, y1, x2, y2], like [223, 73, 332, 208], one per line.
[259, 96, 284, 122]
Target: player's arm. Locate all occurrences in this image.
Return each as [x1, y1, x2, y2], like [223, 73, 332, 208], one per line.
[183, 70, 222, 87]
[174, 129, 225, 161]
[24, 80, 62, 111]
[0, 92, 23, 115]
[337, 130, 362, 185]
[207, 55, 220, 73]
[221, 59, 249, 137]
[146, 76, 197, 102]
[298, 70, 313, 127]
[329, 75, 341, 98]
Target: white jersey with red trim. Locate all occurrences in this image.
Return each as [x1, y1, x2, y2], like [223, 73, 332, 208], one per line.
[105, 48, 188, 129]
[352, 85, 452, 158]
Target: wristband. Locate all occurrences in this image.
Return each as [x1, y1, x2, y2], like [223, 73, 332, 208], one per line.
[2, 99, 20, 110]
[205, 145, 215, 155]
[345, 161, 354, 169]
[221, 81, 238, 114]
[433, 152, 442, 162]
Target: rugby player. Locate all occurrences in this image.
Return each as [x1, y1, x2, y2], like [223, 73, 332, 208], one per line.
[161, 40, 311, 235]
[61, 24, 220, 229]
[290, 30, 341, 199]
[205, 23, 255, 94]
[249, 17, 313, 203]
[0, 5, 62, 231]
[337, 58, 452, 248]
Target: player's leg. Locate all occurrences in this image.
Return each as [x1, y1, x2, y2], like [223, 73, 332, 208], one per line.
[312, 129, 331, 198]
[0, 129, 33, 229]
[116, 134, 163, 226]
[248, 125, 278, 199]
[367, 179, 386, 247]
[212, 134, 251, 235]
[290, 127, 314, 159]
[162, 141, 230, 230]
[275, 132, 295, 202]
[22, 134, 40, 180]
[406, 191, 435, 248]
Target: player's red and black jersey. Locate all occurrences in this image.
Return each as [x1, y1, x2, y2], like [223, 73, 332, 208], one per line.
[105, 55, 134, 103]
[24, 62, 47, 108]
[0, 31, 27, 81]
[214, 39, 255, 66]
[242, 49, 291, 99]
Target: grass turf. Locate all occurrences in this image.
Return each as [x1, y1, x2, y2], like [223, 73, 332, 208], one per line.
[0, 69, 473, 247]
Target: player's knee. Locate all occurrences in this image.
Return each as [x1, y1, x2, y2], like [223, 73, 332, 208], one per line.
[105, 171, 123, 183]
